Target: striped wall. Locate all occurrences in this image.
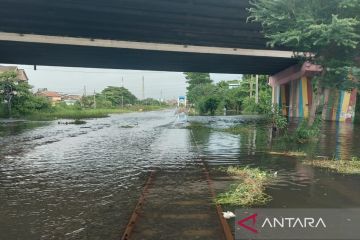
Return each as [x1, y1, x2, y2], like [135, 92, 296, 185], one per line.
[321, 88, 357, 122]
[273, 77, 357, 122]
[275, 77, 312, 118]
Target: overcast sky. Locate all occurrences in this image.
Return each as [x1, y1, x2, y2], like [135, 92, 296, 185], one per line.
[2, 64, 242, 100]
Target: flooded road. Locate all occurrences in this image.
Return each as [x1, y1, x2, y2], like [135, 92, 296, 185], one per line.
[1, 110, 360, 239]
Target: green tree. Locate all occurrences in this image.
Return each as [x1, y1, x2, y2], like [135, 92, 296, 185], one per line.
[187, 83, 216, 105]
[217, 80, 229, 89]
[184, 72, 212, 102]
[224, 87, 243, 113]
[0, 71, 51, 117]
[201, 96, 220, 115]
[248, 0, 360, 124]
[0, 71, 19, 117]
[140, 98, 165, 106]
[81, 94, 112, 109]
[101, 86, 137, 106]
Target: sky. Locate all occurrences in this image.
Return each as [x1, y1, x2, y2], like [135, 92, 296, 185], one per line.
[2, 64, 242, 100]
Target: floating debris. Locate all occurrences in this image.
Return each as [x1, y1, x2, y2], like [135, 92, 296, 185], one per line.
[58, 119, 86, 125]
[120, 124, 135, 128]
[222, 211, 236, 219]
[302, 159, 360, 175]
[216, 166, 273, 206]
[269, 151, 307, 157]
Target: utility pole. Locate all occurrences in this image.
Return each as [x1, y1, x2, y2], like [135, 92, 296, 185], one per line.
[93, 90, 96, 109]
[141, 76, 145, 100]
[255, 74, 259, 104]
[121, 95, 124, 108]
[122, 77, 124, 88]
[160, 89, 163, 103]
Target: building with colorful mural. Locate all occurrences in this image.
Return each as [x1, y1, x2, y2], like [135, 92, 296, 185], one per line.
[269, 62, 357, 122]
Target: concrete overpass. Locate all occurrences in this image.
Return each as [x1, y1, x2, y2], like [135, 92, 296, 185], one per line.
[0, 0, 298, 74]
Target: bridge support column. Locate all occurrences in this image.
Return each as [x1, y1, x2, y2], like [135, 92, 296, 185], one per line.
[269, 62, 357, 122]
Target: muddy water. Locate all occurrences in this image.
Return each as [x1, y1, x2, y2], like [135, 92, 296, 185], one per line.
[1, 111, 359, 239]
[0, 110, 180, 240]
[189, 116, 360, 209]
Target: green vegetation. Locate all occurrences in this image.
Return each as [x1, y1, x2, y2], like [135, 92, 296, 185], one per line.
[223, 124, 253, 134]
[185, 72, 212, 103]
[0, 71, 52, 117]
[269, 151, 307, 157]
[185, 73, 272, 115]
[80, 86, 166, 109]
[272, 117, 321, 144]
[24, 105, 166, 121]
[220, 106, 287, 135]
[248, 0, 360, 125]
[0, 71, 168, 120]
[216, 166, 273, 206]
[267, 106, 288, 130]
[293, 117, 322, 143]
[303, 158, 360, 174]
[26, 108, 125, 120]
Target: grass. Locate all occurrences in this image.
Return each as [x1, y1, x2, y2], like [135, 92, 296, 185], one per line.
[302, 158, 360, 174]
[22, 105, 169, 121]
[216, 166, 273, 207]
[185, 121, 209, 130]
[222, 125, 253, 134]
[25, 109, 126, 120]
[268, 151, 307, 157]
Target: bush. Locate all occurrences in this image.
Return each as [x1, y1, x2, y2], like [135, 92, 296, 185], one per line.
[0, 104, 6, 117]
[14, 95, 52, 114]
[241, 89, 272, 114]
[293, 117, 321, 143]
[242, 97, 258, 113]
[265, 105, 288, 130]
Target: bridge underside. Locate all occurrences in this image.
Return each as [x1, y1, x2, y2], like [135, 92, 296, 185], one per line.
[0, 0, 298, 73]
[0, 41, 298, 74]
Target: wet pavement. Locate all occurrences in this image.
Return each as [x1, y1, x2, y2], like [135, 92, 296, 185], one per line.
[1, 110, 360, 239]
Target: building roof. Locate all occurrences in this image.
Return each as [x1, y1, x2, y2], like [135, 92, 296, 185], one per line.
[0, 65, 28, 81]
[38, 91, 62, 98]
[61, 94, 81, 100]
[17, 69, 28, 81]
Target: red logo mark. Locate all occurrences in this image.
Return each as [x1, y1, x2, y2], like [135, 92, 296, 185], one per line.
[237, 213, 258, 233]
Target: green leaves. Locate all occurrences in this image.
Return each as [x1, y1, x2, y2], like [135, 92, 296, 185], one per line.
[101, 86, 137, 106]
[248, 0, 360, 90]
[0, 71, 52, 117]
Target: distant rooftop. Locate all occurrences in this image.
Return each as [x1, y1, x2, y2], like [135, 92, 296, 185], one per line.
[0, 65, 28, 81]
[38, 91, 61, 98]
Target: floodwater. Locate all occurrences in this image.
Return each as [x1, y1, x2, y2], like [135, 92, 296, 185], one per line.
[0, 110, 359, 239]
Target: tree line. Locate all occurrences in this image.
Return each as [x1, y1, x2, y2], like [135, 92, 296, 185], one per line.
[0, 71, 165, 118]
[185, 72, 272, 115]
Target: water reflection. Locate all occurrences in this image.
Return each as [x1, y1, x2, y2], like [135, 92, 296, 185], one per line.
[189, 116, 360, 209]
[205, 132, 240, 158]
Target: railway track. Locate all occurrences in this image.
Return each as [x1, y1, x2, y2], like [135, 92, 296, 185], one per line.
[120, 130, 233, 240]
